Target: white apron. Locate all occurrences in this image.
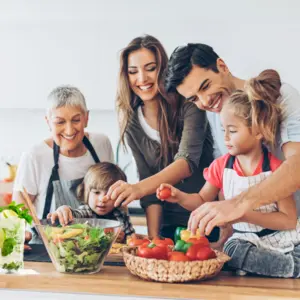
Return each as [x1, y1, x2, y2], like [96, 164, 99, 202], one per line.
[223, 147, 300, 253]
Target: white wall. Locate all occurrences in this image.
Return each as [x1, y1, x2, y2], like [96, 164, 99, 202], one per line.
[0, 0, 300, 193]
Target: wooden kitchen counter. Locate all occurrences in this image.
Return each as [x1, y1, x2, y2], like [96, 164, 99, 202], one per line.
[1, 262, 300, 299]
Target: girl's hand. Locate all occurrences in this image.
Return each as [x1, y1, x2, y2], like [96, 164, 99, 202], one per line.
[156, 183, 181, 203]
[47, 205, 73, 226]
[107, 180, 143, 207]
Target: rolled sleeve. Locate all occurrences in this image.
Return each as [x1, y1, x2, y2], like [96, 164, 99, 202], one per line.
[140, 194, 162, 210]
[174, 102, 208, 173]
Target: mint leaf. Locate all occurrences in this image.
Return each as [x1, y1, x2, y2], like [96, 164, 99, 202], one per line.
[0, 201, 33, 224]
[1, 238, 17, 256]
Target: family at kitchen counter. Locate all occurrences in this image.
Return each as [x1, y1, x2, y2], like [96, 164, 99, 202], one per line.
[12, 35, 300, 278]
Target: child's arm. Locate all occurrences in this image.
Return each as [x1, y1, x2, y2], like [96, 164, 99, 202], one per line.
[156, 182, 220, 211]
[240, 195, 297, 230]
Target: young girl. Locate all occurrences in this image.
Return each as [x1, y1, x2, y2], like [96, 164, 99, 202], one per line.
[47, 162, 136, 243]
[157, 70, 300, 278]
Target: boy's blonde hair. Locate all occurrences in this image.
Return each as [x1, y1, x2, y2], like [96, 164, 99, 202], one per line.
[224, 69, 282, 149]
[77, 162, 127, 204]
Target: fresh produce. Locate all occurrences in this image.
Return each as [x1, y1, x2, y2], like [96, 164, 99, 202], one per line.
[180, 229, 202, 241]
[137, 242, 169, 260]
[174, 227, 186, 242]
[174, 240, 192, 253]
[158, 187, 171, 200]
[127, 237, 150, 247]
[0, 202, 32, 271]
[3, 163, 17, 182]
[43, 223, 115, 273]
[152, 237, 174, 247]
[135, 227, 215, 262]
[168, 251, 190, 262]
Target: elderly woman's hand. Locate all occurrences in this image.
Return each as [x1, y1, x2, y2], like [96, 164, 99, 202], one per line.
[106, 180, 143, 207]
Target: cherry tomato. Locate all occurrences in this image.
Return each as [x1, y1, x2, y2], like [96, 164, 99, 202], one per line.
[159, 187, 172, 200]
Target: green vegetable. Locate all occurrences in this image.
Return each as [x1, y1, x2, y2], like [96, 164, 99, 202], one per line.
[174, 239, 192, 253]
[0, 201, 32, 224]
[1, 237, 17, 256]
[174, 226, 186, 242]
[45, 223, 114, 273]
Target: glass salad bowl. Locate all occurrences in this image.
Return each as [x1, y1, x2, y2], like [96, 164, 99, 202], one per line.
[35, 218, 121, 274]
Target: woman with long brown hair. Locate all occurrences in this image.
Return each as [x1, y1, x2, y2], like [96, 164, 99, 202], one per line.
[108, 35, 216, 240]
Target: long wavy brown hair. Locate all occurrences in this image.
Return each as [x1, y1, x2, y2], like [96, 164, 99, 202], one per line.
[116, 35, 183, 167]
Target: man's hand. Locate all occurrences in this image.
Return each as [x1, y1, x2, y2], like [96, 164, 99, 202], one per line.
[188, 198, 250, 236]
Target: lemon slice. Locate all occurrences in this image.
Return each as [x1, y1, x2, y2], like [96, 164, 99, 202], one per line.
[0, 228, 5, 249]
[1, 209, 18, 218]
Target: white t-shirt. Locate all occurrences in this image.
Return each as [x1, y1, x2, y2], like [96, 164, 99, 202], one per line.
[207, 83, 300, 214]
[14, 132, 114, 219]
[137, 106, 161, 143]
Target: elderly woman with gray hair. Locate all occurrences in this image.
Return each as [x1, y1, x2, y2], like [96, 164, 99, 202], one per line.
[13, 85, 114, 245]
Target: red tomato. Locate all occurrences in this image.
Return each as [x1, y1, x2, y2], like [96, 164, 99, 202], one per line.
[196, 247, 216, 261]
[168, 251, 190, 262]
[128, 238, 150, 247]
[152, 237, 174, 247]
[186, 236, 209, 247]
[159, 187, 171, 200]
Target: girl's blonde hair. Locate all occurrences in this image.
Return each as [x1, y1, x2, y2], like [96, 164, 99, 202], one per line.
[77, 162, 127, 203]
[116, 34, 183, 168]
[225, 69, 282, 148]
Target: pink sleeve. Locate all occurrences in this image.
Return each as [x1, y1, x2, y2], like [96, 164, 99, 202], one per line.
[203, 155, 228, 189]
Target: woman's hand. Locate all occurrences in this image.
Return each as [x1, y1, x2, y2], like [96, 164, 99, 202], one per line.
[107, 180, 143, 207]
[47, 205, 73, 226]
[156, 183, 181, 203]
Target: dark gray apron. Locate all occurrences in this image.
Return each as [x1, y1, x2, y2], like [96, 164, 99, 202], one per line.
[31, 136, 100, 243]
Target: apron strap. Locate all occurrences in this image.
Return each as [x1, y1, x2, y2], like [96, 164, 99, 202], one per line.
[233, 228, 278, 238]
[262, 146, 271, 172]
[83, 136, 100, 163]
[42, 136, 100, 219]
[225, 146, 271, 172]
[43, 142, 60, 219]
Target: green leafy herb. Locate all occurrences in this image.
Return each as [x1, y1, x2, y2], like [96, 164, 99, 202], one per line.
[0, 201, 33, 224]
[2, 261, 22, 271]
[1, 238, 17, 256]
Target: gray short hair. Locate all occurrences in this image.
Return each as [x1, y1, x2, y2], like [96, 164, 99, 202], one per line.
[47, 85, 88, 115]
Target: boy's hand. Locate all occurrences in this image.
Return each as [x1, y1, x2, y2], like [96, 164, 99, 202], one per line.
[156, 184, 181, 203]
[47, 205, 73, 226]
[116, 231, 125, 243]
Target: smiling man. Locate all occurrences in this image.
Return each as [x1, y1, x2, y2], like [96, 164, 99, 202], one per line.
[165, 43, 300, 235]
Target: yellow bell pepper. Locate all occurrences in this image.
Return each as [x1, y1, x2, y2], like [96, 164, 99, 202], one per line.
[180, 229, 201, 242]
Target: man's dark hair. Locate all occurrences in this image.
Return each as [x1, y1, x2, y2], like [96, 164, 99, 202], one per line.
[165, 44, 220, 93]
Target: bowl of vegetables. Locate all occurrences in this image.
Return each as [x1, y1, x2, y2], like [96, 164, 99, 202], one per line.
[36, 218, 121, 274]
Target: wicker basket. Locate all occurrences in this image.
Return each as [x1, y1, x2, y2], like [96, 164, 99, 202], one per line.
[122, 246, 230, 283]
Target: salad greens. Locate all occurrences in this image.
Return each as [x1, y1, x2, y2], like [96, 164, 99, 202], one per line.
[44, 223, 114, 273]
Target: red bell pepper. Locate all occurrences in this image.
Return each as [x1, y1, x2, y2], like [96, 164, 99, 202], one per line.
[186, 236, 209, 247]
[152, 237, 174, 247]
[186, 244, 216, 261]
[137, 242, 169, 260]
